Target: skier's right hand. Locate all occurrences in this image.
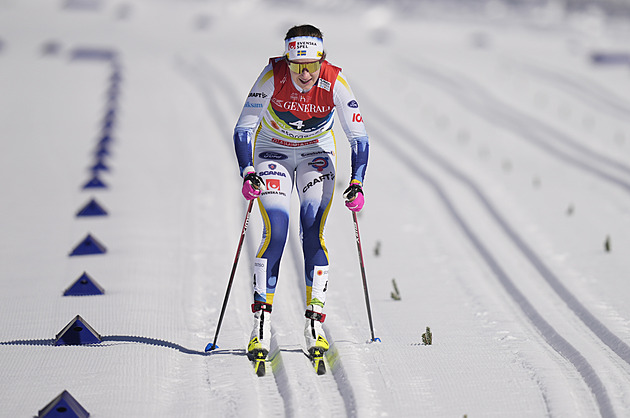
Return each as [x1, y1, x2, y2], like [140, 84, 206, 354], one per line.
[242, 167, 264, 200]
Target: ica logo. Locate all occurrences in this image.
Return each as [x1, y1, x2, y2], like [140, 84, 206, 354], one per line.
[266, 179, 281, 191]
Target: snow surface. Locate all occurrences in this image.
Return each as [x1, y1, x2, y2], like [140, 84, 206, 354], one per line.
[2, 0, 630, 417]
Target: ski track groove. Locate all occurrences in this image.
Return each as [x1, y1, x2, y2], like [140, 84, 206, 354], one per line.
[179, 54, 362, 417]
[286, 216, 359, 417]
[401, 58, 630, 193]
[505, 58, 630, 122]
[357, 86, 630, 417]
[371, 93, 630, 367]
[382, 61, 630, 368]
[368, 121, 611, 418]
[176, 56, 286, 417]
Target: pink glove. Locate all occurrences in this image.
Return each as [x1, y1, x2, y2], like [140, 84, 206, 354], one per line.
[345, 192, 364, 212]
[343, 183, 364, 212]
[242, 169, 263, 200]
[242, 181, 261, 200]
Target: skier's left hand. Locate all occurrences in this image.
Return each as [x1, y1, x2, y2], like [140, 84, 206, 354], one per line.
[343, 182, 364, 212]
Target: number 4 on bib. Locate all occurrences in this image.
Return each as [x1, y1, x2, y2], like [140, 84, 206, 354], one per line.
[289, 120, 305, 130]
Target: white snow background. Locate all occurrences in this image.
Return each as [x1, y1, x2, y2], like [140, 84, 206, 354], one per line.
[2, 0, 630, 416]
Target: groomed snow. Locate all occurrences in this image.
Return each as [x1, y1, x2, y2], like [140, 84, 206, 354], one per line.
[1, 1, 630, 417]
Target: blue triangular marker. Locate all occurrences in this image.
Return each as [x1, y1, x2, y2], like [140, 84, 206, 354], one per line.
[98, 134, 112, 146]
[82, 176, 107, 189]
[64, 272, 105, 296]
[205, 342, 219, 352]
[103, 108, 116, 122]
[111, 71, 122, 83]
[54, 315, 102, 346]
[69, 234, 107, 256]
[38, 390, 90, 418]
[102, 119, 115, 133]
[94, 146, 110, 158]
[76, 198, 108, 217]
[90, 159, 109, 173]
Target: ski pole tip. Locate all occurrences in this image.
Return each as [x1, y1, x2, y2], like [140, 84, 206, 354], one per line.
[372, 337, 381, 343]
[205, 342, 219, 352]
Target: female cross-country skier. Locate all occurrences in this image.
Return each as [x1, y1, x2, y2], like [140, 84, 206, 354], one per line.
[233, 24, 369, 371]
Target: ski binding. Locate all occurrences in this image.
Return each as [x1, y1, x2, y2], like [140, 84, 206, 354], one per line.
[309, 347, 326, 375]
[248, 349, 267, 377]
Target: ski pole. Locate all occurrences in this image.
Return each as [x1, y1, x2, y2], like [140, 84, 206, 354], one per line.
[206, 199, 255, 352]
[352, 211, 380, 343]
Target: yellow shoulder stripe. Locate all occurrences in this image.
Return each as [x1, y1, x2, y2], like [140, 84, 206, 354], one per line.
[261, 69, 274, 86]
[336, 74, 350, 92]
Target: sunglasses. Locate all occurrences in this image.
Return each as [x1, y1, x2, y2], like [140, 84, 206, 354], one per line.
[287, 60, 321, 74]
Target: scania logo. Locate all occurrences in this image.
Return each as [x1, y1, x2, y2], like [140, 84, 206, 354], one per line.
[259, 170, 286, 177]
